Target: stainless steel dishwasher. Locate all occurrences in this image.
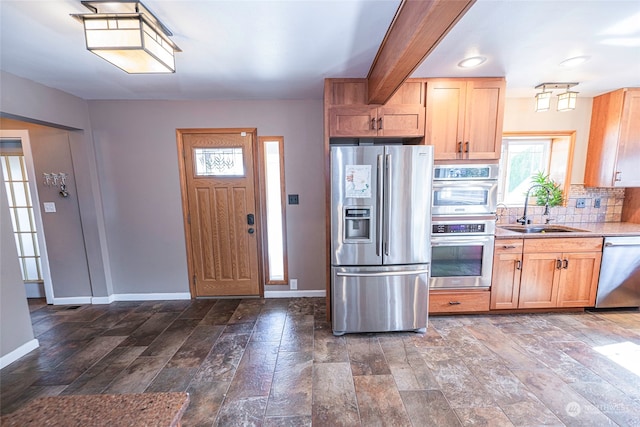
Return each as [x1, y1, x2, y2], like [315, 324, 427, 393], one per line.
[595, 236, 640, 308]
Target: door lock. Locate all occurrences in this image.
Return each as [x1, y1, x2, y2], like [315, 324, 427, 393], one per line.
[247, 214, 255, 225]
[248, 228, 255, 234]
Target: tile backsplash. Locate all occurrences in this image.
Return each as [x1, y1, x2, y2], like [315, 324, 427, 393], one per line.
[496, 185, 626, 225]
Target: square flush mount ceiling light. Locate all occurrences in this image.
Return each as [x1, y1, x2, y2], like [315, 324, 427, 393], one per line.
[534, 82, 579, 112]
[71, 1, 181, 74]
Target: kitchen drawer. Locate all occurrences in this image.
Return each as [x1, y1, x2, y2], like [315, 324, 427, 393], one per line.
[429, 290, 490, 313]
[524, 237, 603, 253]
[494, 239, 524, 254]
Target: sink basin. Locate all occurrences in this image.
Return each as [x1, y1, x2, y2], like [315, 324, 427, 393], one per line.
[499, 225, 589, 234]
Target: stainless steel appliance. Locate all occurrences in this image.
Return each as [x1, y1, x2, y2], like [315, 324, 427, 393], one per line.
[432, 164, 498, 216]
[595, 236, 640, 308]
[430, 217, 495, 289]
[330, 145, 433, 336]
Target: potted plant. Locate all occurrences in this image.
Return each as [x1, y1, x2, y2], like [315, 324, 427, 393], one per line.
[530, 171, 563, 207]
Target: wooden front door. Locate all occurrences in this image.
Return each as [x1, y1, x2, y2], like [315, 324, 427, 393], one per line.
[177, 129, 262, 297]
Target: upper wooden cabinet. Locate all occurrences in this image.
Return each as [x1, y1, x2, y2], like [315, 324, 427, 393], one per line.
[326, 79, 425, 138]
[425, 78, 505, 160]
[585, 88, 640, 187]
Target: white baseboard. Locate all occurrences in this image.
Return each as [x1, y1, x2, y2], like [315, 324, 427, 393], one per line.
[112, 292, 192, 301]
[50, 293, 191, 305]
[0, 339, 39, 370]
[91, 295, 115, 304]
[52, 296, 93, 305]
[264, 290, 326, 298]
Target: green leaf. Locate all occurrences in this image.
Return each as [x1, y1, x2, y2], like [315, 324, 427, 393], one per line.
[529, 171, 563, 207]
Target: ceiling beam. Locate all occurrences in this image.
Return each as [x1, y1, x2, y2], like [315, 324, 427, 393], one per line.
[367, 0, 476, 105]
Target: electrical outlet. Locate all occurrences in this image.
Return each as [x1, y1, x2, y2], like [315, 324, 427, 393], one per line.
[576, 198, 586, 208]
[594, 198, 601, 208]
[288, 194, 299, 205]
[290, 279, 298, 290]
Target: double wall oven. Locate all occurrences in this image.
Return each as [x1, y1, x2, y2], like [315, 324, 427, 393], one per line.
[430, 164, 498, 289]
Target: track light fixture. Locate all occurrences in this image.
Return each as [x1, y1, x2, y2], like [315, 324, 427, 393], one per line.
[534, 83, 579, 112]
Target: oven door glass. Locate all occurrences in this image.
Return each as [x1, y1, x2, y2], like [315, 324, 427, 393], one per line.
[432, 182, 497, 215]
[430, 236, 494, 288]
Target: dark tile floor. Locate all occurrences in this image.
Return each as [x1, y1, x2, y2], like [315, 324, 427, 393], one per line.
[2, 298, 640, 426]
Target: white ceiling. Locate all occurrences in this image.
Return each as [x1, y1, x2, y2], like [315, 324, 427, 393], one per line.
[1, 0, 639, 101]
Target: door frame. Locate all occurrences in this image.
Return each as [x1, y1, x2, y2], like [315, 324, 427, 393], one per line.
[176, 128, 264, 297]
[0, 129, 55, 303]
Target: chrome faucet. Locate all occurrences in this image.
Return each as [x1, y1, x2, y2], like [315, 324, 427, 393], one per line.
[517, 184, 551, 225]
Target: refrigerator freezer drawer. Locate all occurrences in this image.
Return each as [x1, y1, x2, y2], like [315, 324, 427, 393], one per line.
[331, 264, 430, 335]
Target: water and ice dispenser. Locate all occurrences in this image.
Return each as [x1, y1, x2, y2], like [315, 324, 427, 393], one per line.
[343, 207, 372, 242]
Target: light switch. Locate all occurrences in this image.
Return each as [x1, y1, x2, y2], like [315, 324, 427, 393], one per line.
[43, 202, 56, 213]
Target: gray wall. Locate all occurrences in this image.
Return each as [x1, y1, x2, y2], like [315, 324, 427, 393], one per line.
[0, 71, 113, 301]
[0, 181, 35, 359]
[88, 99, 326, 293]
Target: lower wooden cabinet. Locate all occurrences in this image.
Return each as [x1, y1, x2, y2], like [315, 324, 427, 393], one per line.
[490, 239, 524, 309]
[429, 290, 490, 313]
[491, 237, 603, 310]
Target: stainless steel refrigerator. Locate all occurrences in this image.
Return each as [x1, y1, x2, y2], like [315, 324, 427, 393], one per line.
[330, 145, 433, 335]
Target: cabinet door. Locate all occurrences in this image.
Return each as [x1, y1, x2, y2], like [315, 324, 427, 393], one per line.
[518, 252, 560, 308]
[329, 106, 377, 137]
[378, 105, 425, 137]
[464, 79, 505, 160]
[425, 80, 466, 160]
[615, 89, 640, 186]
[490, 252, 522, 310]
[557, 252, 602, 307]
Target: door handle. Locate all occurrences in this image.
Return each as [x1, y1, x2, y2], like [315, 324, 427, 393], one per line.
[614, 171, 622, 182]
[247, 214, 255, 225]
[248, 228, 255, 234]
[371, 118, 376, 130]
[464, 141, 469, 153]
[516, 260, 522, 270]
[556, 259, 562, 270]
[562, 259, 569, 269]
[448, 301, 461, 305]
[458, 141, 463, 153]
[378, 117, 383, 130]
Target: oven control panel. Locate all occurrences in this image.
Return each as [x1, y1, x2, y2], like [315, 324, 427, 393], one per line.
[432, 223, 486, 234]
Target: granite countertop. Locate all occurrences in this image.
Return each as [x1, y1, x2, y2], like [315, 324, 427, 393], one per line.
[495, 221, 640, 239]
[1, 392, 189, 427]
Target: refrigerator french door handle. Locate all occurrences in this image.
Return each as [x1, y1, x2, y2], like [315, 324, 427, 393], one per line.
[384, 154, 392, 256]
[336, 269, 430, 278]
[376, 154, 384, 257]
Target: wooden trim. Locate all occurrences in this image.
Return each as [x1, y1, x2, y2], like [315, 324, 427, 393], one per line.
[258, 136, 289, 286]
[175, 128, 264, 298]
[367, 0, 475, 105]
[622, 187, 640, 223]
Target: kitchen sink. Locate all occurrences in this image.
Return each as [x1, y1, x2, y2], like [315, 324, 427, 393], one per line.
[499, 225, 589, 234]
